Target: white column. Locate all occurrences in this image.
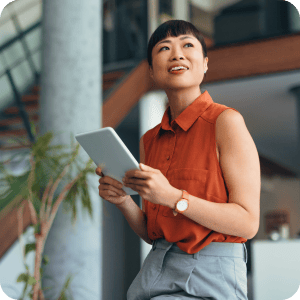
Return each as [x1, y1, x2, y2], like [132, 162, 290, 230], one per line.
[138, 90, 168, 265]
[173, 0, 189, 21]
[148, 0, 159, 37]
[40, 0, 102, 299]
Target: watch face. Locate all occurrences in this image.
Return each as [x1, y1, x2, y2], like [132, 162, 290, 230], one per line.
[177, 200, 188, 211]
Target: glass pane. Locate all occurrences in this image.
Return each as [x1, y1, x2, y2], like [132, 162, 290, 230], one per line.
[103, 0, 147, 65]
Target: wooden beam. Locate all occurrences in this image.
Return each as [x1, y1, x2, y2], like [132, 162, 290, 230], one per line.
[203, 32, 300, 83]
[102, 60, 153, 128]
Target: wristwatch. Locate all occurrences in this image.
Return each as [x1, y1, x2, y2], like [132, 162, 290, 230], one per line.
[173, 190, 190, 216]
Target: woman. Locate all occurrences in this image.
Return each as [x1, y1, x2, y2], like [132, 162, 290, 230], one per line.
[96, 20, 260, 300]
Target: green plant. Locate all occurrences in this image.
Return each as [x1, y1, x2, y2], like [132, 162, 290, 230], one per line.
[0, 121, 99, 300]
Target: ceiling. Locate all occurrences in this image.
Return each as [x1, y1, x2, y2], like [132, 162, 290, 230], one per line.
[191, 0, 243, 13]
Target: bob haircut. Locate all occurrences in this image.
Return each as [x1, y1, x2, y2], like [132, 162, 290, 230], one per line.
[147, 20, 208, 68]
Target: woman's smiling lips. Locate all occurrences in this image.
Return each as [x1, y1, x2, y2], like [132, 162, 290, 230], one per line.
[169, 69, 188, 74]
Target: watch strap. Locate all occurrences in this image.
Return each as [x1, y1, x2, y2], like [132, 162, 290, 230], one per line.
[173, 189, 189, 216]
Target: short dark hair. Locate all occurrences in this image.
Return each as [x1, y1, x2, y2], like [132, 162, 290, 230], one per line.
[147, 20, 207, 68]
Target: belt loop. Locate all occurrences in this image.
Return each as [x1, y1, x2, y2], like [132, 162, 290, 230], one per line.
[192, 252, 198, 260]
[152, 239, 156, 251]
[243, 243, 248, 264]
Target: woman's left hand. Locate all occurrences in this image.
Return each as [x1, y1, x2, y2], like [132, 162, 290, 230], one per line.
[122, 163, 178, 207]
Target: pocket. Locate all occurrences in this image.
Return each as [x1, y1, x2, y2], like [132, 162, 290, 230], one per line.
[162, 168, 208, 219]
[186, 255, 230, 298]
[234, 258, 248, 299]
[218, 256, 236, 294]
[150, 251, 197, 296]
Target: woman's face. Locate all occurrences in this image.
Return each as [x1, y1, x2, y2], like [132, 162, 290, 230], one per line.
[149, 34, 208, 91]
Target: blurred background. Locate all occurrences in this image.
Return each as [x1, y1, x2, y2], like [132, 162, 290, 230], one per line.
[0, 0, 300, 299]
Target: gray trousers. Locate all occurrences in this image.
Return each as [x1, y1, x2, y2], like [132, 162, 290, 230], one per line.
[127, 238, 248, 300]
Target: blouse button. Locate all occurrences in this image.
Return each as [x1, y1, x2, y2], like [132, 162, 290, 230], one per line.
[167, 156, 170, 160]
[152, 205, 156, 210]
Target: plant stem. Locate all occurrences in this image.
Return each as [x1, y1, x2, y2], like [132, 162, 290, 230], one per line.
[32, 170, 82, 299]
[40, 177, 53, 222]
[33, 234, 44, 300]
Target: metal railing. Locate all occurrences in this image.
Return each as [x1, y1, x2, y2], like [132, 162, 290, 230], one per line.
[0, 0, 42, 145]
[0, 21, 42, 146]
[0, 0, 148, 150]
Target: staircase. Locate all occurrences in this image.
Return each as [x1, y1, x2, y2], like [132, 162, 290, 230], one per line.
[0, 69, 126, 151]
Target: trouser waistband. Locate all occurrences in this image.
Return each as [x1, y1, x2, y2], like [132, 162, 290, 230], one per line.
[152, 238, 248, 263]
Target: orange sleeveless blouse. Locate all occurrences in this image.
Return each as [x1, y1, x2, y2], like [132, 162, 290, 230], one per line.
[143, 90, 247, 254]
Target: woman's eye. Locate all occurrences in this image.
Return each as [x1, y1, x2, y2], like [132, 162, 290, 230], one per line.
[159, 43, 193, 51]
[160, 46, 169, 51]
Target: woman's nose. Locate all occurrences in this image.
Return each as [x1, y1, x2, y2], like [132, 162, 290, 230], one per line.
[172, 55, 184, 61]
[170, 48, 185, 61]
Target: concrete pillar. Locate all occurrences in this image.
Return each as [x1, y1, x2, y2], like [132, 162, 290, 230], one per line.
[173, 0, 189, 21]
[148, 0, 159, 37]
[138, 90, 167, 266]
[39, 0, 102, 299]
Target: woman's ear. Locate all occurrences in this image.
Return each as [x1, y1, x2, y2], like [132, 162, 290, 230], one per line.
[149, 66, 154, 80]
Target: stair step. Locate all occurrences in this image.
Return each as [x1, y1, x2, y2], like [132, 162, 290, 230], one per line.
[0, 143, 33, 151]
[103, 81, 117, 90]
[4, 103, 39, 115]
[0, 126, 40, 149]
[3, 76, 122, 115]
[103, 70, 126, 82]
[0, 115, 39, 127]
[22, 94, 39, 102]
[27, 81, 118, 94]
[0, 128, 35, 138]
[0, 69, 127, 151]
[32, 85, 40, 94]
[27, 71, 125, 96]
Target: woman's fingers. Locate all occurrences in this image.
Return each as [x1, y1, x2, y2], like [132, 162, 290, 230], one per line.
[95, 167, 104, 177]
[96, 167, 127, 196]
[99, 176, 126, 196]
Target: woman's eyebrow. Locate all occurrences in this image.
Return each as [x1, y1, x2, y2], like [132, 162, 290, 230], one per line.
[156, 36, 194, 47]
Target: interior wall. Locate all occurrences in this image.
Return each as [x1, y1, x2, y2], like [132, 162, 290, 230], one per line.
[255, 174, 300, 240]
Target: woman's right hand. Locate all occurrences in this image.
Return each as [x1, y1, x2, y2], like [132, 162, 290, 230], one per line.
[95, 167, 128, 206]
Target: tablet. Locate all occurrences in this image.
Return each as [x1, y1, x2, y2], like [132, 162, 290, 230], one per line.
[75, 127, 140, 195]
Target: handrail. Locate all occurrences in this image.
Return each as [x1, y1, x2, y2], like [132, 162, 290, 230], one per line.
[0, 44, 40, 79]
[0, 20, 41, 77]
[0, 0, 40, 27]
[0, 19, 41, 145]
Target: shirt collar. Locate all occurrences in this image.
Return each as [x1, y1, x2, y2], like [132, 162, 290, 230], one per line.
[153, 90, 214, 138]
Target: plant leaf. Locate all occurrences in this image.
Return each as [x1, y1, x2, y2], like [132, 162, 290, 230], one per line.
[42, 254, 49, 265]
[25, 243, 36, 256]
[34, 223, 41, 235]
[17, 273, 29, 283]
[27, 276, 36, 286]
[57, 273, 74, 300]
